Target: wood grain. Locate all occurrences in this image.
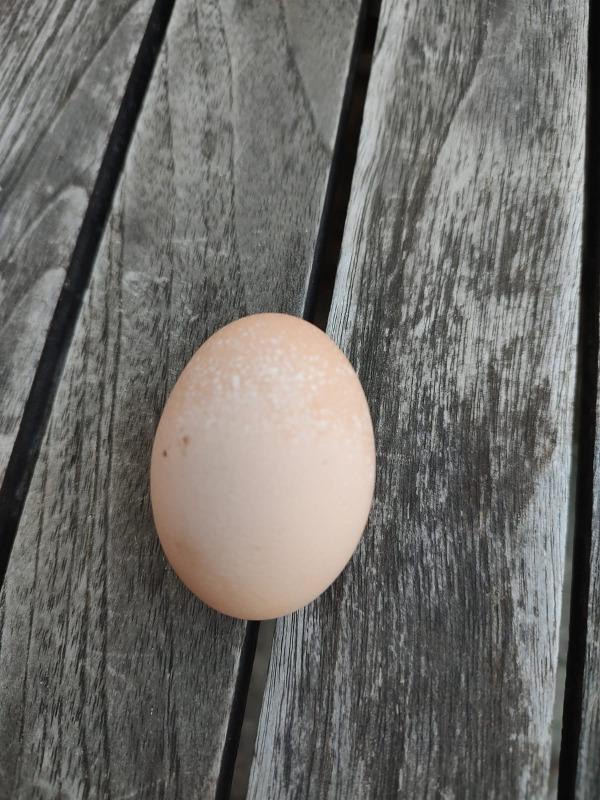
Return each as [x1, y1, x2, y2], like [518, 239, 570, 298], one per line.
[0, 0, 158, 484]
[0, 0, 360, 796]
[249, 0, 587, 797]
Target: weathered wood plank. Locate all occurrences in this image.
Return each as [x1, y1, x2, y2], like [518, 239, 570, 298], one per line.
[0, 0, 158, 483]
[249, 0, 587, 797]
[0, 0, 361, 796]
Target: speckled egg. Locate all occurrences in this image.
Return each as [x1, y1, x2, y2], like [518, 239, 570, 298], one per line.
[150, 313, 375, 619]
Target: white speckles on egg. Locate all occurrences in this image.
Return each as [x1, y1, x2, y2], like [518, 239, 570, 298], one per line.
[150, 313, 376, 620]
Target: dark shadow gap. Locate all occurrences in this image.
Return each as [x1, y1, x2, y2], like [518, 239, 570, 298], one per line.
[0, 0, 177, 586]
[224, 619, 275, 800]
[303, 0, 382, 328]
[558, 2, 599, 797]
[226, 3, 382, 799]
[216, 621, 260, 800]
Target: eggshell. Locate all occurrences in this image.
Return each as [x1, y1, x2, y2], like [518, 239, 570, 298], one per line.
[150, 313, 375, 619]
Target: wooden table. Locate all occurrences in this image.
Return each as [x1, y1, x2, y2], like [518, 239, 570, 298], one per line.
[0, 0, 593, 797]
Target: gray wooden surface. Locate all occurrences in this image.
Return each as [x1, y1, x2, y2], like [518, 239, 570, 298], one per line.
[0, 0, 156, 483]
[249, 0, 587, 797]
[0, 0, 360, 796]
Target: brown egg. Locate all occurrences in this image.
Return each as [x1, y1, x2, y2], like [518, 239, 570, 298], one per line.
[150, 313, 375, 619]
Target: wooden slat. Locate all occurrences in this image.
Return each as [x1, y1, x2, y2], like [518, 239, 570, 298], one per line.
[0, 0, 361, 796]
[249, 0, 587, 796]
[0, 0, 157, 483]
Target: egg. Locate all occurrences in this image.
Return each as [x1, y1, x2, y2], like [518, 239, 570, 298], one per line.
[150, 313, 375, 619]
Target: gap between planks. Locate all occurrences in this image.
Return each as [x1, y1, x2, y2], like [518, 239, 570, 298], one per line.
[0, 0, 177, 587]
[227, 4, 382, 798]
[558, 0, 600, 795]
